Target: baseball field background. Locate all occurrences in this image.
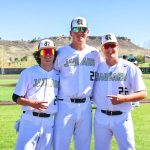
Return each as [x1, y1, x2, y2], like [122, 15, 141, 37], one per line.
[0, 74, 150, 150]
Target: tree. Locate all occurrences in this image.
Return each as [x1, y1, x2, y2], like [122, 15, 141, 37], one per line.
[21, 56, 28, 61]
[30, 37, 37, 43]
[136, 56, 145, 63]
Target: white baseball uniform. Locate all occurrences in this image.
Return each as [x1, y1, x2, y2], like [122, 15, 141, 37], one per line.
[53, 44, 102, 150]
[13, 65, 59, 150]
[93, 58, 146, 150]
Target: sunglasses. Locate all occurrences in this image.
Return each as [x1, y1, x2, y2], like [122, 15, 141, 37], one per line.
[40, 48, 55, 56]
[103, 43, 118, 49]
[71, 27, 87, 33]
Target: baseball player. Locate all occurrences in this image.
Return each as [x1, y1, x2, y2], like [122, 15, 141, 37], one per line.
[53, 17, 103, 150]
[93, 33, 147, 150]
[12, 39, 59, 150]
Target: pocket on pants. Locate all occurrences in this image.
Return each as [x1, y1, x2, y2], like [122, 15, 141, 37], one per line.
[14, 119, 21, 133]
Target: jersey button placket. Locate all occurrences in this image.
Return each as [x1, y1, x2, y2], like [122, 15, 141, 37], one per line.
[107, 68, 113, 110]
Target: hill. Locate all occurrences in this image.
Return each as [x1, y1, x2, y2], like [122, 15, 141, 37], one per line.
[0, 36, 149, 68]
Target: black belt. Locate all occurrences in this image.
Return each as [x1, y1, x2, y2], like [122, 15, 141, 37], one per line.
[23, 111, 50, 118]
[58, 98, 86, 103]
[101, 110, 123, 116]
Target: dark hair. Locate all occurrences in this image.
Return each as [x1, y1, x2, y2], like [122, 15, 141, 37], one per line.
[123, 55, 128, 60]
[33, 50, 58, 65]
[33, 51, 41, 64]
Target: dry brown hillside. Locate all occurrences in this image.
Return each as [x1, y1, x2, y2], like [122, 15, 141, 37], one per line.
[0, 36, 149, 68]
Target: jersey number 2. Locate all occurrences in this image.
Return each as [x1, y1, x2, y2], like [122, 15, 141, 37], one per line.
[118, 87, 129, 95]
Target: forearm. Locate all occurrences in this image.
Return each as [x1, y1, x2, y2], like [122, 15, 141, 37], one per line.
[16, 97, 32, 107]
[123, 90, 147, 102]
[12, 94, 48, 111]
[109, 90, 147, 105]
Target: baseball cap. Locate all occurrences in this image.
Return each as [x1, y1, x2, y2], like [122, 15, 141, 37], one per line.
[71, 17, 88, 29]
[133, 60, 138, 65]
[38, 39, 55, 50]
[101, 33, 118, 45]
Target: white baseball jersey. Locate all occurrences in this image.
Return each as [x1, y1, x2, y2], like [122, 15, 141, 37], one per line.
[53, 44, 103, 150]
[14, 65, 59, 114]
[54, 44, 102, 99]
[93, 58, 146, 112]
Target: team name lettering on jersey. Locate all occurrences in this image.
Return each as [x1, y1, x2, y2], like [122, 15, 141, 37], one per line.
[33, 78, 59, 88]
[90, 71, 126, 81]
[96, 72, 126, 81]
[64, 57, 95, 67]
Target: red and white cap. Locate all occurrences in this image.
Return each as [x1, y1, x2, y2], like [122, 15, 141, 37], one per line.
[101, 33, 118, 45]
[38, 39, 55, 50]
[71, 17, 88, 29]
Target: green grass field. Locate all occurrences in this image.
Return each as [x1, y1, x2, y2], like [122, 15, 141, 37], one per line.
[144, 79, 150, 99]
[139, 62, 150, 67]
[0, 74, 149, 149]
[0, 79, 17, 101]
[0, 104, 150, 150]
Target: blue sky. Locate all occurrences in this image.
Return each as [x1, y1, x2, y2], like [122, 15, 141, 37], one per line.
[0, 0, 150, 48]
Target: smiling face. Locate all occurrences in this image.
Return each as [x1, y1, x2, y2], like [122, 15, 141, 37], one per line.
[70, 17, 89, 50]
[70, 27, 89, 49]
[39, 48, 55, 66]
[102, 42, 119, 59]
[40, 54, 54, 64]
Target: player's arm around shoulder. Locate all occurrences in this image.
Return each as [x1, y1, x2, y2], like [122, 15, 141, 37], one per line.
[53, 45, 69, 71]
[90, 46, 104, 64]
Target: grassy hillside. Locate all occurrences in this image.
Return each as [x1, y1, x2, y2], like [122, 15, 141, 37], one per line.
[0, 36, 150, 68]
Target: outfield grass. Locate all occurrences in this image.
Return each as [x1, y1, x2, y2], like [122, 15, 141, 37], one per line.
[0, 79, 16, 101]
[132, 105, 150, 150]
[0, 105, 21, 150]
[139, 62, 150, 67]
[0, 104, 149, 150]
[144, 79, 150, 100]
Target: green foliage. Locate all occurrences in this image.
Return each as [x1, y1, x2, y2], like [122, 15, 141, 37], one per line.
[136, 55, 145, 63]
[20, 56, 28, 62]
[30, 37, 37, 43]
[14, 57, 19, 63]
[117, 36, 130, 41]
